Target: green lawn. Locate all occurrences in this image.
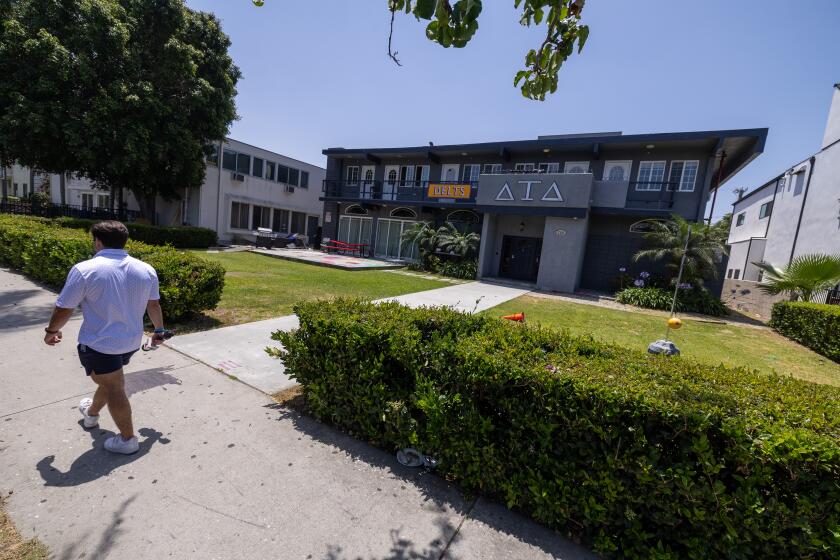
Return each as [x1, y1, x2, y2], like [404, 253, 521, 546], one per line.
[185, 250, 448, 328]
[487, 295, 840, 386]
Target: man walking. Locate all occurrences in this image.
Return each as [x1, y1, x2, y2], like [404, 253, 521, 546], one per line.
[43, 221, 165, 454]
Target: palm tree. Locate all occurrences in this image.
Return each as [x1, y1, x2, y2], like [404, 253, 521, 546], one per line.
[754, 254, 840, 302]
[437, 222, 480, 258]
[400, 222, 439, 254]
[633, 215, 726, 284]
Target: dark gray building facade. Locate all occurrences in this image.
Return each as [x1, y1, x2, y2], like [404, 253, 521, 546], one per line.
[320, 129, 767, 293]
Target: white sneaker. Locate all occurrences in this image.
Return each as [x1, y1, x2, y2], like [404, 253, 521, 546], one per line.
[104, 435, 140, 455]
[78, 398, 99, 429]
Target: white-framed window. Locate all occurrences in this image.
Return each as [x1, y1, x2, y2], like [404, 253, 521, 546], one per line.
[252, 157, 264, 178]
[538, 163, 560, 174]
[564, 161, 589, 174]
[636, 161, 666, 190]
[345, 166, 360, 185]
[277, 164, 289, 183]
[265, 161, 276, 181]
[272, 208, 289, 233]
[668, 160, 699, 192]
[514, 163, 535, 172]
[462, 164, 480, 182]
[252, 205, 271, 229]
[759, 201, 773, 219]
[288, 168, 300, 187]
[603, 161, 631, 181]
[447, 210, 480, 224]
[96, 194, 110, 208]
[344, 204, 368, 215]
[337, 215, 372, 246]
[300, 171, 309, 189]
[81, 193, 93, 209]
[735, 213, 745, 226]
[629, 219, 665, 234]
[390, 207, 417, 219]
[221, 149, 251, 174]
[374, 218, 420, 260]
[399, 165, 429, 186]
[230, 201, 250, 229]
[482, 163, 502, 175]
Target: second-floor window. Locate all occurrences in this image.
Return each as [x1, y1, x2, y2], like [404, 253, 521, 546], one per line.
[222, 149, 251, 175]
[514, 163, 535, 172]
[668, 160, 699, 192]
[346, 166, 360, 185]
[736, 212, 745, 226]
[252, 158, 264, 178]
[538, 163, 560, 174]
[300, 171, 309, 189]
[462, 164, 480, 182]
[636, 161, 666, 190]
[399, 165, 429, 185]
[266, 161, 276, 181]
[483, 163, 502, 175]
[564, 161, 589, 174]
[759, 201, 773, 219]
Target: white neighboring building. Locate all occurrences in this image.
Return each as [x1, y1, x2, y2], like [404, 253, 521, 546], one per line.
[45, 138, 325, 244]
[0, 163, 50, 198]
[727, 84, 840, 281]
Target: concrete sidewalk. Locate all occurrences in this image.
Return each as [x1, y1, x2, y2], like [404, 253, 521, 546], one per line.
[0, 268, 592, 560]
[169, 281, 530, 394]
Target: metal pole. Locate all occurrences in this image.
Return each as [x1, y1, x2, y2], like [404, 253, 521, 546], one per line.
[665, 225, 692, 340]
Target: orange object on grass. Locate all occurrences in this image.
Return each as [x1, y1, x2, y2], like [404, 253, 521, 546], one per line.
[501, 312, 526, 323]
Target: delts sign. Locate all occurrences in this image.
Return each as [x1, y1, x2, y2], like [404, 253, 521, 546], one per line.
[427, 183, 472, 199]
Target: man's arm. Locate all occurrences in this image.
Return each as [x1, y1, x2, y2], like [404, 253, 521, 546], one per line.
[146, 300, 165, 332]
[44, 307, 74, 345]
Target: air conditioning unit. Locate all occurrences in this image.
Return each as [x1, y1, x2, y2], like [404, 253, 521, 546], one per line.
[231, 172, 245, 182]
[284, 185, 295, 193]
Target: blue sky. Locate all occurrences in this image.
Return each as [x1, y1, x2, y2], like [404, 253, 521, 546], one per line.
[185, 0, 840, 220]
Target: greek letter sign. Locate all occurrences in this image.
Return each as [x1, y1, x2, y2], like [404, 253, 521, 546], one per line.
[427, 183, 472, 199]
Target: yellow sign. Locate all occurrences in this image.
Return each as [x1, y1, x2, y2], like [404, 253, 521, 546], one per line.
[427, 183, 472, 199]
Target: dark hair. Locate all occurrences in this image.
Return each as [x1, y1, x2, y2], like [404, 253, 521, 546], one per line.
[91, 221, 129, 249]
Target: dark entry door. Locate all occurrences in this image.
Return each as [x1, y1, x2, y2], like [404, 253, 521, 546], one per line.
[499, 236, 542, 282]
[306, 216, 321, 248]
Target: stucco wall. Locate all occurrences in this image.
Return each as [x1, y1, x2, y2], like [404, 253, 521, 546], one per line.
[536, 216, 589, 292]
[792, 145, 840, 258]
[720, 278, 790, 321]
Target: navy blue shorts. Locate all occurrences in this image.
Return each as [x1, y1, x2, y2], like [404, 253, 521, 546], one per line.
[77, 344, 137, 376]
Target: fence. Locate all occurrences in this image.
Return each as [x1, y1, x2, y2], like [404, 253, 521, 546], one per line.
[0, 199, 140, 222]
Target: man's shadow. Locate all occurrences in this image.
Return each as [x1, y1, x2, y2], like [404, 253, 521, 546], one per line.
[36, 427, 169, 487]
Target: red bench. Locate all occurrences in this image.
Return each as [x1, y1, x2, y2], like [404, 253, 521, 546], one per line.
[322, 240, 368, 257]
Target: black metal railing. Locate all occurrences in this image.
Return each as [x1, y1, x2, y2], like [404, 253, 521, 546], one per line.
[0, 199, 141, 222]
[323, 180, 479, 204]
[625, 182, 677, 210]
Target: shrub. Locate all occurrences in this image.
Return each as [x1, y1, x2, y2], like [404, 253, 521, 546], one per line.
[271, 299, 840, 559]
[53, 217, 217, 248]
[0, 215, 224, 321]
[770, 301, 840, 363]
[615, 286, 727, 316]
[437, 258, 477, 280]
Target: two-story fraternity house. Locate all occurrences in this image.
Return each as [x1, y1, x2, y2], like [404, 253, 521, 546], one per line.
[321, 129, 767, 293]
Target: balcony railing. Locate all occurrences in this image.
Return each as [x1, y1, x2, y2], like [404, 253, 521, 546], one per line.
[323, 180, 479, 204]
[625, 182, 677, 210]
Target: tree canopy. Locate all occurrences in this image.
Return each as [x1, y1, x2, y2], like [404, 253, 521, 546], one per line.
[253, 0, 589, 101]
[0, 0, 241, 218]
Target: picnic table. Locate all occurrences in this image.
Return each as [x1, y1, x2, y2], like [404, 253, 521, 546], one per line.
[322, 239, 369, 257]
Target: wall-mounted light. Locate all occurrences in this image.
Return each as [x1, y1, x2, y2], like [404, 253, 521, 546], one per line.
[554, 228, 566, 237]
[645, 144, 655, 149]
[543, 148, 550, 153]
[461, 152, 468, 156]
[519, 221, 525, 232]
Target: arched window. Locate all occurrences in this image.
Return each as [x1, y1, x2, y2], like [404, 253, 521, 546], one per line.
[364, 169, 374, 181]
[345, 205, 368, 215]
[387, 170, 398, 183]
[390, 207, 417, 219]
[608, 166, 625, 181]
[446, 210, 480, 224]
[629, 219, 665, 234]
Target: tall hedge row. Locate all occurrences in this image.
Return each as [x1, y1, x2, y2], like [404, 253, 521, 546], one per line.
[0, 215, 224, 321]
[771, 301, 840, 363]
[272, 299, 840, 559]
[53, 217, 218, 248]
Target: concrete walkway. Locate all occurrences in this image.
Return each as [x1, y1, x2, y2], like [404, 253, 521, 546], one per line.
[169, 281, 530, 394]
[0, 268, 591, 560]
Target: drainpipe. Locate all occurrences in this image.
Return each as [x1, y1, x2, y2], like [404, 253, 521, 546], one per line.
[706, 151, 726, 224]
[787, 156, 816, 265]
[215, 141, 223, 236]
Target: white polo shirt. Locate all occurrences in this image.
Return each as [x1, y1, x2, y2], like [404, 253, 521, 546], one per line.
[56, 249, 160, 355]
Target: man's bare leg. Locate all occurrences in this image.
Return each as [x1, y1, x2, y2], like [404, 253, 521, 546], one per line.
[86, 376, 109, 417]
[90, 369, 134, 440]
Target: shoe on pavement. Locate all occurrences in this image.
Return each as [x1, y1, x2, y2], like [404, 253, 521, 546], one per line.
[104, 435, 140, 455]
[78, 398, 99, 429]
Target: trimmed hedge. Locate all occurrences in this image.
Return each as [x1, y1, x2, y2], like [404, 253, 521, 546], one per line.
[616, 286, 728, 316]
[771, 301, 840, 363]
[0, 215, 224, 321]
[271, 299, 840, 559]
[53, 217, 217, 248]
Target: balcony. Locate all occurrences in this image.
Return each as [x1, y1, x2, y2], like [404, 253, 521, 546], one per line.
[625, 182, 676, 211]
[322, 180, 479, 206]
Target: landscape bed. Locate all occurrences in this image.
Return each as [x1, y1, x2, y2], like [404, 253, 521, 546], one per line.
[272, 299, 840, 559]
[0, 215, 224, 321]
